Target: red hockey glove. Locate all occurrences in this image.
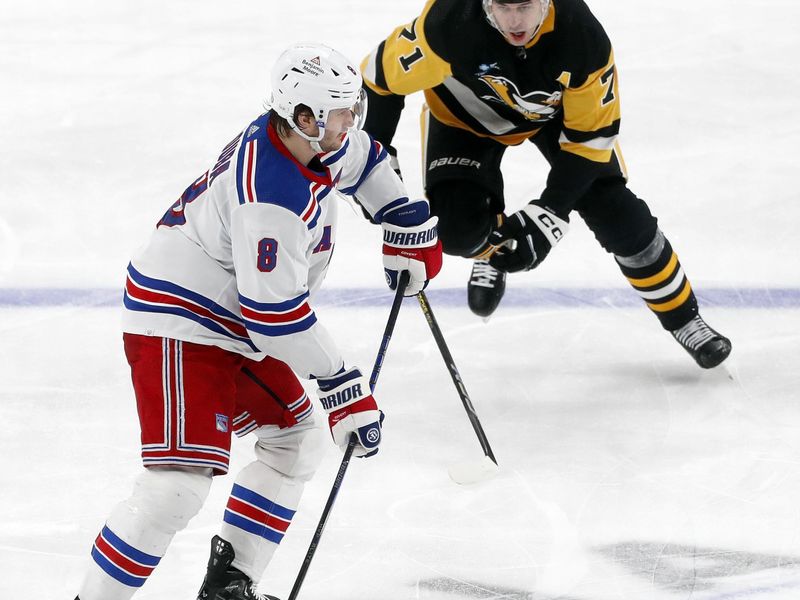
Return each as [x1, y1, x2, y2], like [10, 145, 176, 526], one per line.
[381, 200, 442, 296]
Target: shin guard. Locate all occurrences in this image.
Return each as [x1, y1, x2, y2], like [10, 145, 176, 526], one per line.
[79, 468, 212, 600]
[220, 419, 324, 583]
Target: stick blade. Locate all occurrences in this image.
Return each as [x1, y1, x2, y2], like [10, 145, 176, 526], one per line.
[447, 455, 499, 485]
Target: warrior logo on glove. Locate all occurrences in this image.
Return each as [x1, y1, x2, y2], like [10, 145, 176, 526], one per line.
[381, 199, 443, 296]
[319, 380, 365, 410]
[317, 367, 384, 458]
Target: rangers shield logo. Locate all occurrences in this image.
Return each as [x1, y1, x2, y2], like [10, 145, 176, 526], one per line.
[215, 414, 229, 433]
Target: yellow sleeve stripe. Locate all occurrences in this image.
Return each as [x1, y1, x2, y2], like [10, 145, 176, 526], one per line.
[559, 140, 614, 163]
[562, 51, 620, 134]
[626, 252, 679, 288]
[646, 280, 694, 313]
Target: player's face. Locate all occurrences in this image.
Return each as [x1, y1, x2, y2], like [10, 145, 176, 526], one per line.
[490, 1, 547, 46]
[317, 107, 356, 152]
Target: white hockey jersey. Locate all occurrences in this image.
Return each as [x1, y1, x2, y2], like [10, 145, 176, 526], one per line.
[122, 111, 409, 379]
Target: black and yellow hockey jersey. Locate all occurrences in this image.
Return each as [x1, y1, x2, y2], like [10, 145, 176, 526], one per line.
[361, 0, 628, 214]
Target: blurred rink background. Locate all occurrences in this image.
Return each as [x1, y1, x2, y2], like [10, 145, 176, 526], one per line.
[1, 1, 799, 598]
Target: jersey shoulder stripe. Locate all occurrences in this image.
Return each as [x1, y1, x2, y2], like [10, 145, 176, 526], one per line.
[305, 183, 335, 230]
[124, 264, 257, 350]
[239, 291, 317, 337]
[235, 113, 334, 224]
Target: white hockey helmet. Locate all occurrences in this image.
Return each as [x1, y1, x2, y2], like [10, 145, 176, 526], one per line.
[269, 43, 367, 145]
[483, 0, 551, 41]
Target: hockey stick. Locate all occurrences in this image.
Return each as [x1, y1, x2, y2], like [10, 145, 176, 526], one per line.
[416, 290, 499, 485]
[287, 271, 409, 600]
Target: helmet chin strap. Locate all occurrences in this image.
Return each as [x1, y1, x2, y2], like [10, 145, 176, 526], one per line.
[289, 119, 327, 153]
[291, 120, 352, 155]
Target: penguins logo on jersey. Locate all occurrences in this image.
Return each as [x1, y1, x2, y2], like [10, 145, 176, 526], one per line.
[479, 75, 562, 121]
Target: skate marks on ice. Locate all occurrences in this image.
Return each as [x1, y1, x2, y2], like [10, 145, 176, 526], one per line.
[596, 541, 800, 597]
[416, 543, 800, 599]
[417, 577, 576, 599]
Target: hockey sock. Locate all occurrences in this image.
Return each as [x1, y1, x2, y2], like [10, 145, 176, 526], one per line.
[615, 229, 699, 331]
[218, 418, 323, 583]
[220, 460, 305, 582]
[79, 468, 211, 600]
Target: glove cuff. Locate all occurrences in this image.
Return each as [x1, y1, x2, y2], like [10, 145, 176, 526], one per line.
[317, 367, 370, 413]
[382, 216, 439, 249]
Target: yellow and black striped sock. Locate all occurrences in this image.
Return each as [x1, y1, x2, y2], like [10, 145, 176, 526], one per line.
[615, 230, 698, 331]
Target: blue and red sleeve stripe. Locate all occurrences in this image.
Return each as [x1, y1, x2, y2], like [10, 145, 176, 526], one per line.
[239, 291, 317, 337]
[124, 265, 258, 351]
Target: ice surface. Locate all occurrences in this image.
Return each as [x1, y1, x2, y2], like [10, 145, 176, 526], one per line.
[2, 1, 799, 598]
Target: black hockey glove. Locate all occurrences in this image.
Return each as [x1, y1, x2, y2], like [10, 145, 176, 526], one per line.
[488, 201, 569, 273]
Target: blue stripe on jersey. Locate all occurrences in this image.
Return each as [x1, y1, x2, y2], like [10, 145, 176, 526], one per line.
[124, 294, 258, 351]
[126, 265, 258, 351]
[239, 290, 317, 337]
[320, 138, 350, 166]
[128, 265, 244, 323]
[236, 112, 334, 218]
[235, 141, 246, 205]
[230, 484, 297, 520]
[236, 113, 271, 205]
[242, 313, 317, 337]
[338, 140, 389, 196]
[307, 186, 333, 230]
[239, 291, 309, 312]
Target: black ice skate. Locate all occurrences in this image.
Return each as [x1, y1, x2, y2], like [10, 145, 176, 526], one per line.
[671, 315, 732, 369]
[468, 259, 506, 318]
[197, 535, 280, 600]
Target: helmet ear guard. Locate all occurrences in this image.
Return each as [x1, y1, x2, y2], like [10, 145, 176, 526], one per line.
[269, 43, 367, 148]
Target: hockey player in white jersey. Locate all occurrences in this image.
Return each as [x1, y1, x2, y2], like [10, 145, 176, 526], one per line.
[74, 43, 442, 600]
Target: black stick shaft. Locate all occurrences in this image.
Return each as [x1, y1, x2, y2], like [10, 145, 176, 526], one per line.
[416, 290, 497, 464]
[287, 271, 409, 600]
[369, 271, 409, 391]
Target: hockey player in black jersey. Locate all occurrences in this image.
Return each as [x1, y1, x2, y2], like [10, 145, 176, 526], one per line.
[361, 0, 731, 368]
